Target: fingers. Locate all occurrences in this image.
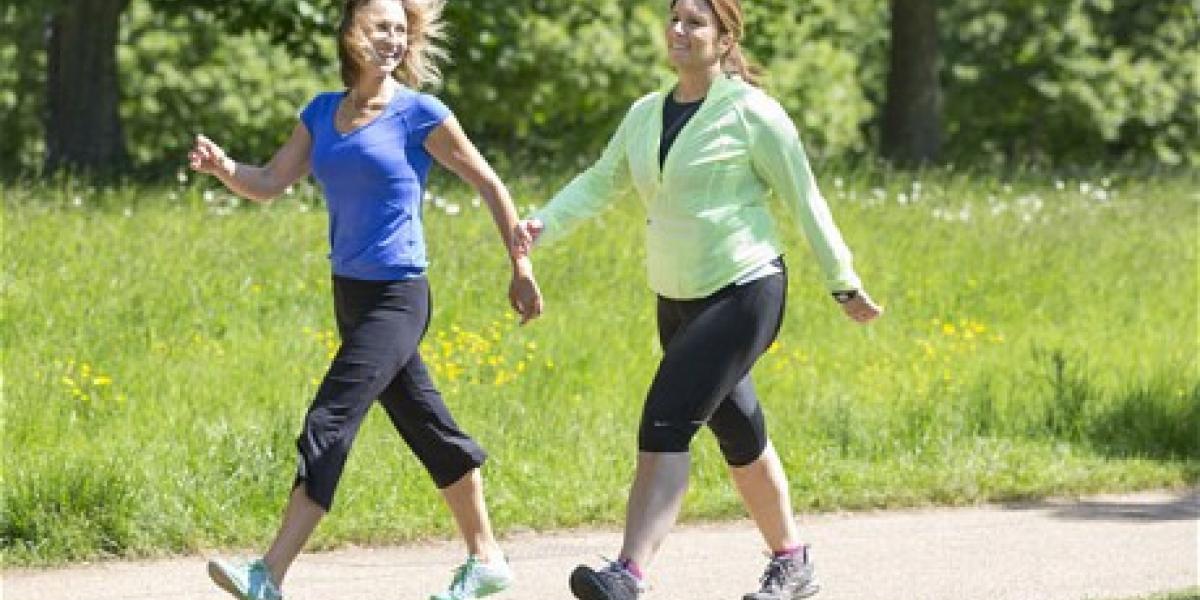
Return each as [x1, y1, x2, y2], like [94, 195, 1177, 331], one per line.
[527, 219, 544, 240]
[524, 290, 544, 323]
[511, 219, 544, 259]
[188, 134, 227, 175]
[517, 289, 543, 325]
[510, 279, 544, 325]
[510, 223, 532, 260]
[843, 294, 883, 324]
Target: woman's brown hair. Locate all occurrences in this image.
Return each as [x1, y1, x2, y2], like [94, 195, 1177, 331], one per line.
[337, 0, 448, 89]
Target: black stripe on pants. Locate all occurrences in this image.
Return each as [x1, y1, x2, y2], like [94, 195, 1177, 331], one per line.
[294, 275, 486, 511]
[639, 260, 786, 466]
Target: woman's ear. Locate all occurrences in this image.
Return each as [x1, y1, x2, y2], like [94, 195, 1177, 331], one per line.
[719, 34, 735, 55]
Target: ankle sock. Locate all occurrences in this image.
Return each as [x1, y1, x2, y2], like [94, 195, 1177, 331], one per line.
[772, 545, 806, 560]
[618, 558, 645, 581]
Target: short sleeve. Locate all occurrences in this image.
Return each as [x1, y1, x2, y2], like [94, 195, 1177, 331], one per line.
[299, 93, 335, 136]
[409, 94, 452, 144]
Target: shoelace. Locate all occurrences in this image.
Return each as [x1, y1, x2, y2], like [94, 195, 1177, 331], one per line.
[758, 555, 794, 591]
[598, 557, 626, 574]
[243, 561, 281, 598]
[595, 556, 649, 593]
[448, 558, 480, 592]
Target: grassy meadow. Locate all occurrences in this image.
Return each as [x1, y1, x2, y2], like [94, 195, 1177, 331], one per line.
[2, 166, 1197, 565]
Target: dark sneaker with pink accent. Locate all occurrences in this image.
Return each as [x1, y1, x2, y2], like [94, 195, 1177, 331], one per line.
[569, 560, 645, 600]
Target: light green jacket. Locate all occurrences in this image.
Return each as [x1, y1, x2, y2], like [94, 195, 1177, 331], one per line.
[532, 74, 861, 300]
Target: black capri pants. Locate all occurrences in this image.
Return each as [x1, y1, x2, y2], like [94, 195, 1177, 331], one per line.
[639, 259, 787, 466]
[294, 275, 486, 511]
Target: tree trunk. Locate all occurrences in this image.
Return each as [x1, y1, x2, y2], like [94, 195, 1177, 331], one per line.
[882, 0, 941, 166]
[45, 0, 129, 173]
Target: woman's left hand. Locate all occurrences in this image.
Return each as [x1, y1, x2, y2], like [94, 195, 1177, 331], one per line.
[842, 290, 883, 324]
[509, 261, 543, 325]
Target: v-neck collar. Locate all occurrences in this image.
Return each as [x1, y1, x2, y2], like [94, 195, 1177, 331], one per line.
[332, 87, 408, 138]
[652, 74, 740, 183]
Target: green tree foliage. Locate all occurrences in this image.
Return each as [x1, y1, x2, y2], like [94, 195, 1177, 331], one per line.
[0, 2, 51, 176]
[116, 2, 337, 169]
[0, 0, 1195, 176]
[941, 0, 1199, 165]
[438, 1, 671, 160]
[741, 0, 887, 157]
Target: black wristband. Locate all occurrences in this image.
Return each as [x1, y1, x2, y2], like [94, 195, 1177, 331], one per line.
[832, 290, 858, 304]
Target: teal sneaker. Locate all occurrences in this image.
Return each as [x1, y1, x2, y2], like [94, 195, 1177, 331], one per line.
[207, 557, 283, 600]
[430, 555, 515, 600]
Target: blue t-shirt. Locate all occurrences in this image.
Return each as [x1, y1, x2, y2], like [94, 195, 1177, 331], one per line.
[299, 88, 450, 281]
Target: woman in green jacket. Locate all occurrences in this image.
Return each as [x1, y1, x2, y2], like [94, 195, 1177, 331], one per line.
[515, 1, 881, 599]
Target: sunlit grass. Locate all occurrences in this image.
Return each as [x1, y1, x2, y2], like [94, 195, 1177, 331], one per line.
[2, 166, 1197, 564]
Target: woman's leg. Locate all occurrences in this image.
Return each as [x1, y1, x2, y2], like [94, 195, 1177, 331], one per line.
[439, 467, 502, 560]
[625, 276, 786, 569]
[281, 278, 425, 575]
[727, 441, 800, 553]
[262, 485, 327, 583]
[378, 348, 510, 598]
[377, 348, 493, 552]
[618, 451, 691, 567]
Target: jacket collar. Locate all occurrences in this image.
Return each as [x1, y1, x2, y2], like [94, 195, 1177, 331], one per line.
[659, 72, 749, 106]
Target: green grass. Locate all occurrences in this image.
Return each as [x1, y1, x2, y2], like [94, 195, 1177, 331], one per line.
[1098, 589, 1200, 600]
[2, 167, 1197, 565]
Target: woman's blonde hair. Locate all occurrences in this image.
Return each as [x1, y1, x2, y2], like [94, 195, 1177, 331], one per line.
[338, 0, 449, 89]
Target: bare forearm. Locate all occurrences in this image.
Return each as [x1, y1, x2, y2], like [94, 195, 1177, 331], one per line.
[212, 160, 289, 203]
[477, 177, 530, 273]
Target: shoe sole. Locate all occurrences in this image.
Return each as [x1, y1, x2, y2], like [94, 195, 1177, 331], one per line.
[741, 580, 821, 600]
[794, 581, 821, 599]
[207, 561, 246, 600]
[569, 566, 619, 600]
[474, 577, 514, 597]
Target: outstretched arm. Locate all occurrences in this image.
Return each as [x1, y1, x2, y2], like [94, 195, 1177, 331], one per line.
[746, 97, 881, 324]
[425, 116, 543, 324]
[187, 122, 312, 203]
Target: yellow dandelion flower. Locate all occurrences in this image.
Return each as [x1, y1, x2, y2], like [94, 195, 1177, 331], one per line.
[92, 376, 112, 386]
[941, 323, 956, 336]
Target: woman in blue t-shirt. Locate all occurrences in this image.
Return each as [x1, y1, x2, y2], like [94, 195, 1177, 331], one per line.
[188, 1, 541, 599]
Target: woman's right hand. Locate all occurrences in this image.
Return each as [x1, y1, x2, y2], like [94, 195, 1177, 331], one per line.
[510, 218, 544, 260]
[841, 289, 883, 324]
[188, 134, 235, 178]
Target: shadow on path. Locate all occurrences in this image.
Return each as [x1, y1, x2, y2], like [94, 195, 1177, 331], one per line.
[1002, 488, 1199, 523]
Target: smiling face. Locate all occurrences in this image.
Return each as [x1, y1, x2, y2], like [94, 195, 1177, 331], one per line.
[665, 0, 731, 72]
[356, 0, 408, 75]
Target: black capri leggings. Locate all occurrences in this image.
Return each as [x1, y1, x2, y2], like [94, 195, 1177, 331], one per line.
[294, 275, 486, 511]
[639, 259, 787, 466]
